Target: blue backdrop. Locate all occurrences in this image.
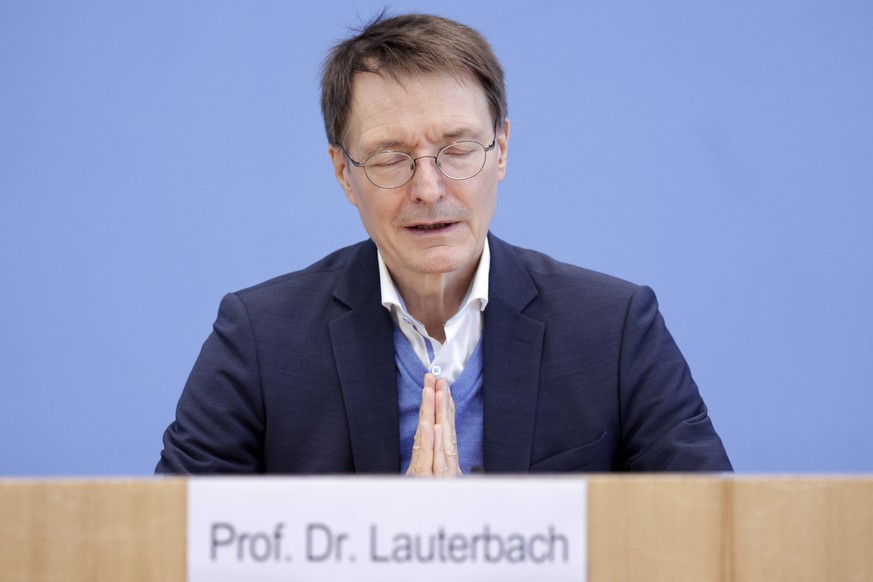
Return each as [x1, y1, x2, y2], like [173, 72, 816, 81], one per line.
[2, 1, 871, 475]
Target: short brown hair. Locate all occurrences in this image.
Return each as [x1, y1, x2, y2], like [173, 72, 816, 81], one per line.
[320, 12, 507, 146]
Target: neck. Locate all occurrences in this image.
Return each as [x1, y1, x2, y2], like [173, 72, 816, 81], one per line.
[392, 264, 478, 344]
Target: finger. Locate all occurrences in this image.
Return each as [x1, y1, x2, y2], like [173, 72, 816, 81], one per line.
[406, 417, 435, 476]
[423, 372, 437, 394]
[433, 424, 452, 477]
[436, 378, 457, 437]
[406, 384, 436, 476]
[434, 379, 461, 475]
[434, 377, 449, 426]
[419, 377, 436, 423]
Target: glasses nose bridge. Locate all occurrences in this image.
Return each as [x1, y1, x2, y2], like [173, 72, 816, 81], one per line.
[409, 153, 444, 179]
[411, 153, 440, 165]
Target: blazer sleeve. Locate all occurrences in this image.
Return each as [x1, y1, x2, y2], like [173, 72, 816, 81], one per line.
[155, 292, 265, 474]
[618, 286, 732, 471]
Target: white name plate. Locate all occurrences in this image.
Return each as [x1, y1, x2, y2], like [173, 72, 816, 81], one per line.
[188, 476, 588, 582]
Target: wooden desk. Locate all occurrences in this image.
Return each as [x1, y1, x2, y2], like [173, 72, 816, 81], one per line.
[1, 476, 870, 581]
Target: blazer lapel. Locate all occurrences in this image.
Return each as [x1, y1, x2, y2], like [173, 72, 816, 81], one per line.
[482, 235, 545, 472]
[326, 236, 546, 474]
[329, 241, 400, 473]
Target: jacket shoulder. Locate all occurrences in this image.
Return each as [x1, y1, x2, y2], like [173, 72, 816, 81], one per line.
[235, 240, 372, 298]
[494, 237, 642, 299]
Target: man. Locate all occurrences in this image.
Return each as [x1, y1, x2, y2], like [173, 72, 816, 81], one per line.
[156, 13, 731, 476]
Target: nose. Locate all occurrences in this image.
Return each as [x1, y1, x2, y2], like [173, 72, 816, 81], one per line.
[407, 155, 446, 204]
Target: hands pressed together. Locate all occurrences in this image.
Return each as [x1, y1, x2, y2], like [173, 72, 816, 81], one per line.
[405, 373, 462, 477]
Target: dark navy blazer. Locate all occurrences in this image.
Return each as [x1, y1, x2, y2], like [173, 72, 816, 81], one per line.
[156, 234, 731, 474]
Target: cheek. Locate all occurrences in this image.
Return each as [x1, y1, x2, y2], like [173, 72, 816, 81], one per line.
[472, 182, 498, 216]
[481, 198, 497, 226]
[344, 171, 369, 207]
[355, 195, 397, 232]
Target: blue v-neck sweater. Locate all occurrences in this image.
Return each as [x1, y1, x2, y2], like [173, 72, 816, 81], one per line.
[394, 325, 484, 473]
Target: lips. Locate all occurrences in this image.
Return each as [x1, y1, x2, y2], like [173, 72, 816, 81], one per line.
[410, 222, 454, 230]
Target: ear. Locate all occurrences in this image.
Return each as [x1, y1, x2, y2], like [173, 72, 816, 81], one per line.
[496, 118, 510, 181]
[328, 144, 358, 206]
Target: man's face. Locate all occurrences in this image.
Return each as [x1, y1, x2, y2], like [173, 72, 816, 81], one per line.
[329, 71, 509, 284]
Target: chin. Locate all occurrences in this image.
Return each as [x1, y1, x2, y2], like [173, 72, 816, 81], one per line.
[408, 249, 474, 276]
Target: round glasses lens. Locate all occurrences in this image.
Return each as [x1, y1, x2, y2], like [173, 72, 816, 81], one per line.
[436, 142, 487, 180]
[364, 152, 415, 189]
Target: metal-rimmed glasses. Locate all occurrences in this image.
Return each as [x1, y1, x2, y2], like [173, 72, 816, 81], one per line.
[343, 134, 497, 189]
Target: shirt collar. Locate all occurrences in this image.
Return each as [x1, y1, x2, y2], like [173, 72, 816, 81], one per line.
[378, 239, 491, 317]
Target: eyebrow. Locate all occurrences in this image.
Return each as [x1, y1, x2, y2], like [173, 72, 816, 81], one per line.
[365, 139, 405, 154]
[362, 126, 486, 156]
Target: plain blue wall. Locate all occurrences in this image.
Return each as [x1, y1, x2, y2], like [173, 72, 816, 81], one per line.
[2, 1, 871, 475]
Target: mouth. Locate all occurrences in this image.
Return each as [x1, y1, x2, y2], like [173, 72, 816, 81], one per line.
[406, 222, 457, 232]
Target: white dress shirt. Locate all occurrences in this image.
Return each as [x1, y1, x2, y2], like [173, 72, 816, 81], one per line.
[378, 240, 490, 385]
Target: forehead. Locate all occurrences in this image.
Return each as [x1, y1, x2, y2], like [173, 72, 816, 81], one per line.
[345, 71, 492, 150]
